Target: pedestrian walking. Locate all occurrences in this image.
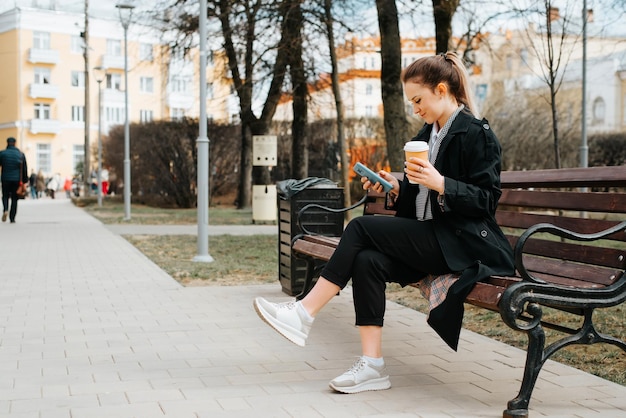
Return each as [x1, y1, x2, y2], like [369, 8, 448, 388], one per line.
[0, 137, 28, 223]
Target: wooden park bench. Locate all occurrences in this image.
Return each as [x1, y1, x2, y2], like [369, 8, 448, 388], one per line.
[290, 166, 626, 418]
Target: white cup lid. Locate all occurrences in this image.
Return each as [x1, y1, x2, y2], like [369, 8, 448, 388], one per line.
[404, 141, 429, 152]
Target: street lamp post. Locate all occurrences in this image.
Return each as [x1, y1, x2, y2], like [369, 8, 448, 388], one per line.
[193, 0, 213, 262]
[93, 66, 106, 207]
[116, 1, 135, 220]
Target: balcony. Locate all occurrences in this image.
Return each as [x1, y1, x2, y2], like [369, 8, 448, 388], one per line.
[167, 91, 194, 109]
[28, 48, 60, 64]
[30, 119, 61, 134]
[29, 83, 59, 99]
[102, 89, 125, 103]
[101, 54, 132, 70]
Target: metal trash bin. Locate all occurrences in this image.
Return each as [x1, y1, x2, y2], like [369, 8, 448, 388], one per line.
[277, 178, 344, 296]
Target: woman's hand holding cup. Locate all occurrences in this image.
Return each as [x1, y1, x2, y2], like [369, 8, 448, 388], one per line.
[403, 141, 429, 184]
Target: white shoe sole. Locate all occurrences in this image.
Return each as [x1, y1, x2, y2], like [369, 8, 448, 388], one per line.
[253, 298, 307, 347]
[329, 376, 391, 394]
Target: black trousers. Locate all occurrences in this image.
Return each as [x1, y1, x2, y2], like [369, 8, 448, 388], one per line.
[321, 216, 450, 327]
[1, 180, 19, 222]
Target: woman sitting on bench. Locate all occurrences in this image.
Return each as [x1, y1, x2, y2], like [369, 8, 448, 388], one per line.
[254, 52, 514, 394]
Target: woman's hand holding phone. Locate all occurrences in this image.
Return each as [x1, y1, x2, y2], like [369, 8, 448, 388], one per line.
[354, 162, 399, 196]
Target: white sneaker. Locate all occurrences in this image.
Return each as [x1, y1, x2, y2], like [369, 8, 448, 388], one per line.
[329, 357, 391, 394]
[253, 297, 313, 346]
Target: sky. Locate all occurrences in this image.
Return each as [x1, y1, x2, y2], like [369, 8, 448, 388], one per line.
[3, 0, 624, 39]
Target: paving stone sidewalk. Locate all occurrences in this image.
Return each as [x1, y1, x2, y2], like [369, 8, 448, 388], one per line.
[0, 198, 624, 417]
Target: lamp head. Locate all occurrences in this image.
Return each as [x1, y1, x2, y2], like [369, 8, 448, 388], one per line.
[116, 2, 135, 28]
[93, 66, 107, 84]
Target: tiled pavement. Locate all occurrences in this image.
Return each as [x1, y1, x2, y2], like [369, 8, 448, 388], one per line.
[0, 198, 624, 417]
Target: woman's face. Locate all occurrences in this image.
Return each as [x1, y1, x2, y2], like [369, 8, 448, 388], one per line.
[404, 81, 446, 126]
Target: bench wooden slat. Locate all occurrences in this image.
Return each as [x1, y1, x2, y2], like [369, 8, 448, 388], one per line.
[519, 238, 626, 270]
[364, 201, 395, 216]
[521, 256, 621, 287]
[501, 165, 626, 188]
[500, 189, 626, 213]
[464, 281, 506, 310]
[292, 240, 336, 261]
[497, 212, 626, 241]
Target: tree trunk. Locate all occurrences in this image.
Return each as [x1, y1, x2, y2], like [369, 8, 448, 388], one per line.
[375, 0, 410, 171]
[324, 0, 351, 214]
[217, 0, 289, 208]
[432, 0, 459, 53]
[285, 0, 308, 179]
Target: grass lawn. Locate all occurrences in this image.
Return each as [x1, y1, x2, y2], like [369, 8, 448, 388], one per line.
[81, 199, 625, 386]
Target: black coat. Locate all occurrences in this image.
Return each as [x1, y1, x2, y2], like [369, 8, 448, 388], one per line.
[394, 110, 514, 350]
[0, 145, 28, 183]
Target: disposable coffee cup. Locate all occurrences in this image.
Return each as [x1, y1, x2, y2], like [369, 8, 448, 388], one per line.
[404, 141, 429, 184]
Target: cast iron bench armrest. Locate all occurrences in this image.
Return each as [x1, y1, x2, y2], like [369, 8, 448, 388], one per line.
[296, 195, 368, 236]
[501, 272, 626, 329]
[513, 220, 626, 284]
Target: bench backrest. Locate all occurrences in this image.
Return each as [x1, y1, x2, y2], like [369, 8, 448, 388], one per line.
[364, 166, 626, 288]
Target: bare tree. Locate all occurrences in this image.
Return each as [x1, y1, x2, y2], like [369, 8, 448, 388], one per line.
[148, 0, 310, 208]
[432, 0, 460, 53]
[322, 0, 352, 212]
[376, 0, 410, 171]
[514, 0, 580, 168]
[284, 0, 308, 179]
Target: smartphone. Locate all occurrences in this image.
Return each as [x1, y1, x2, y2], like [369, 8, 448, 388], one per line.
[353, 162, 393, 193]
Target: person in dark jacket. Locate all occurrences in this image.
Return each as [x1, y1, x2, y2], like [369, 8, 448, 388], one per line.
[0, 137, 28, 223]
[253, 52, 515, 394]
[29, 170, 37, 199]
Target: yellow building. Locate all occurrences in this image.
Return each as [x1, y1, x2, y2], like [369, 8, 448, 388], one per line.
[0, 2, 235, 181]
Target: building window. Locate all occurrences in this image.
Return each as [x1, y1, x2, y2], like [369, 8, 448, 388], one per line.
[139, 110, 153, 123]
[34, 103, 51, 120]
[107, 39, 122, 56]
[207, 82, 214, 99]
[171, 75, 191, 93]
[71, 71, 85, 88]
[105, 106, 124, 125]
[71, 35, 84, 54]
[140, 77, 154, 93]
[365, 105, 373, 117]
[71, 106, 84, 122]
[34, 67, 51, 84]
[171, 108, 185, 121]
[171, 46, 185, 62]
[592, 97, 605, 125]
[520, 48, 529, 65]
[140, 43, 153, 61]
[33, 31, 50, 49]
[72, 145, 84, 175]
[106, 73, 122, 90]
[37, 143, 51, 174]
[365, 84, 373, 95]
